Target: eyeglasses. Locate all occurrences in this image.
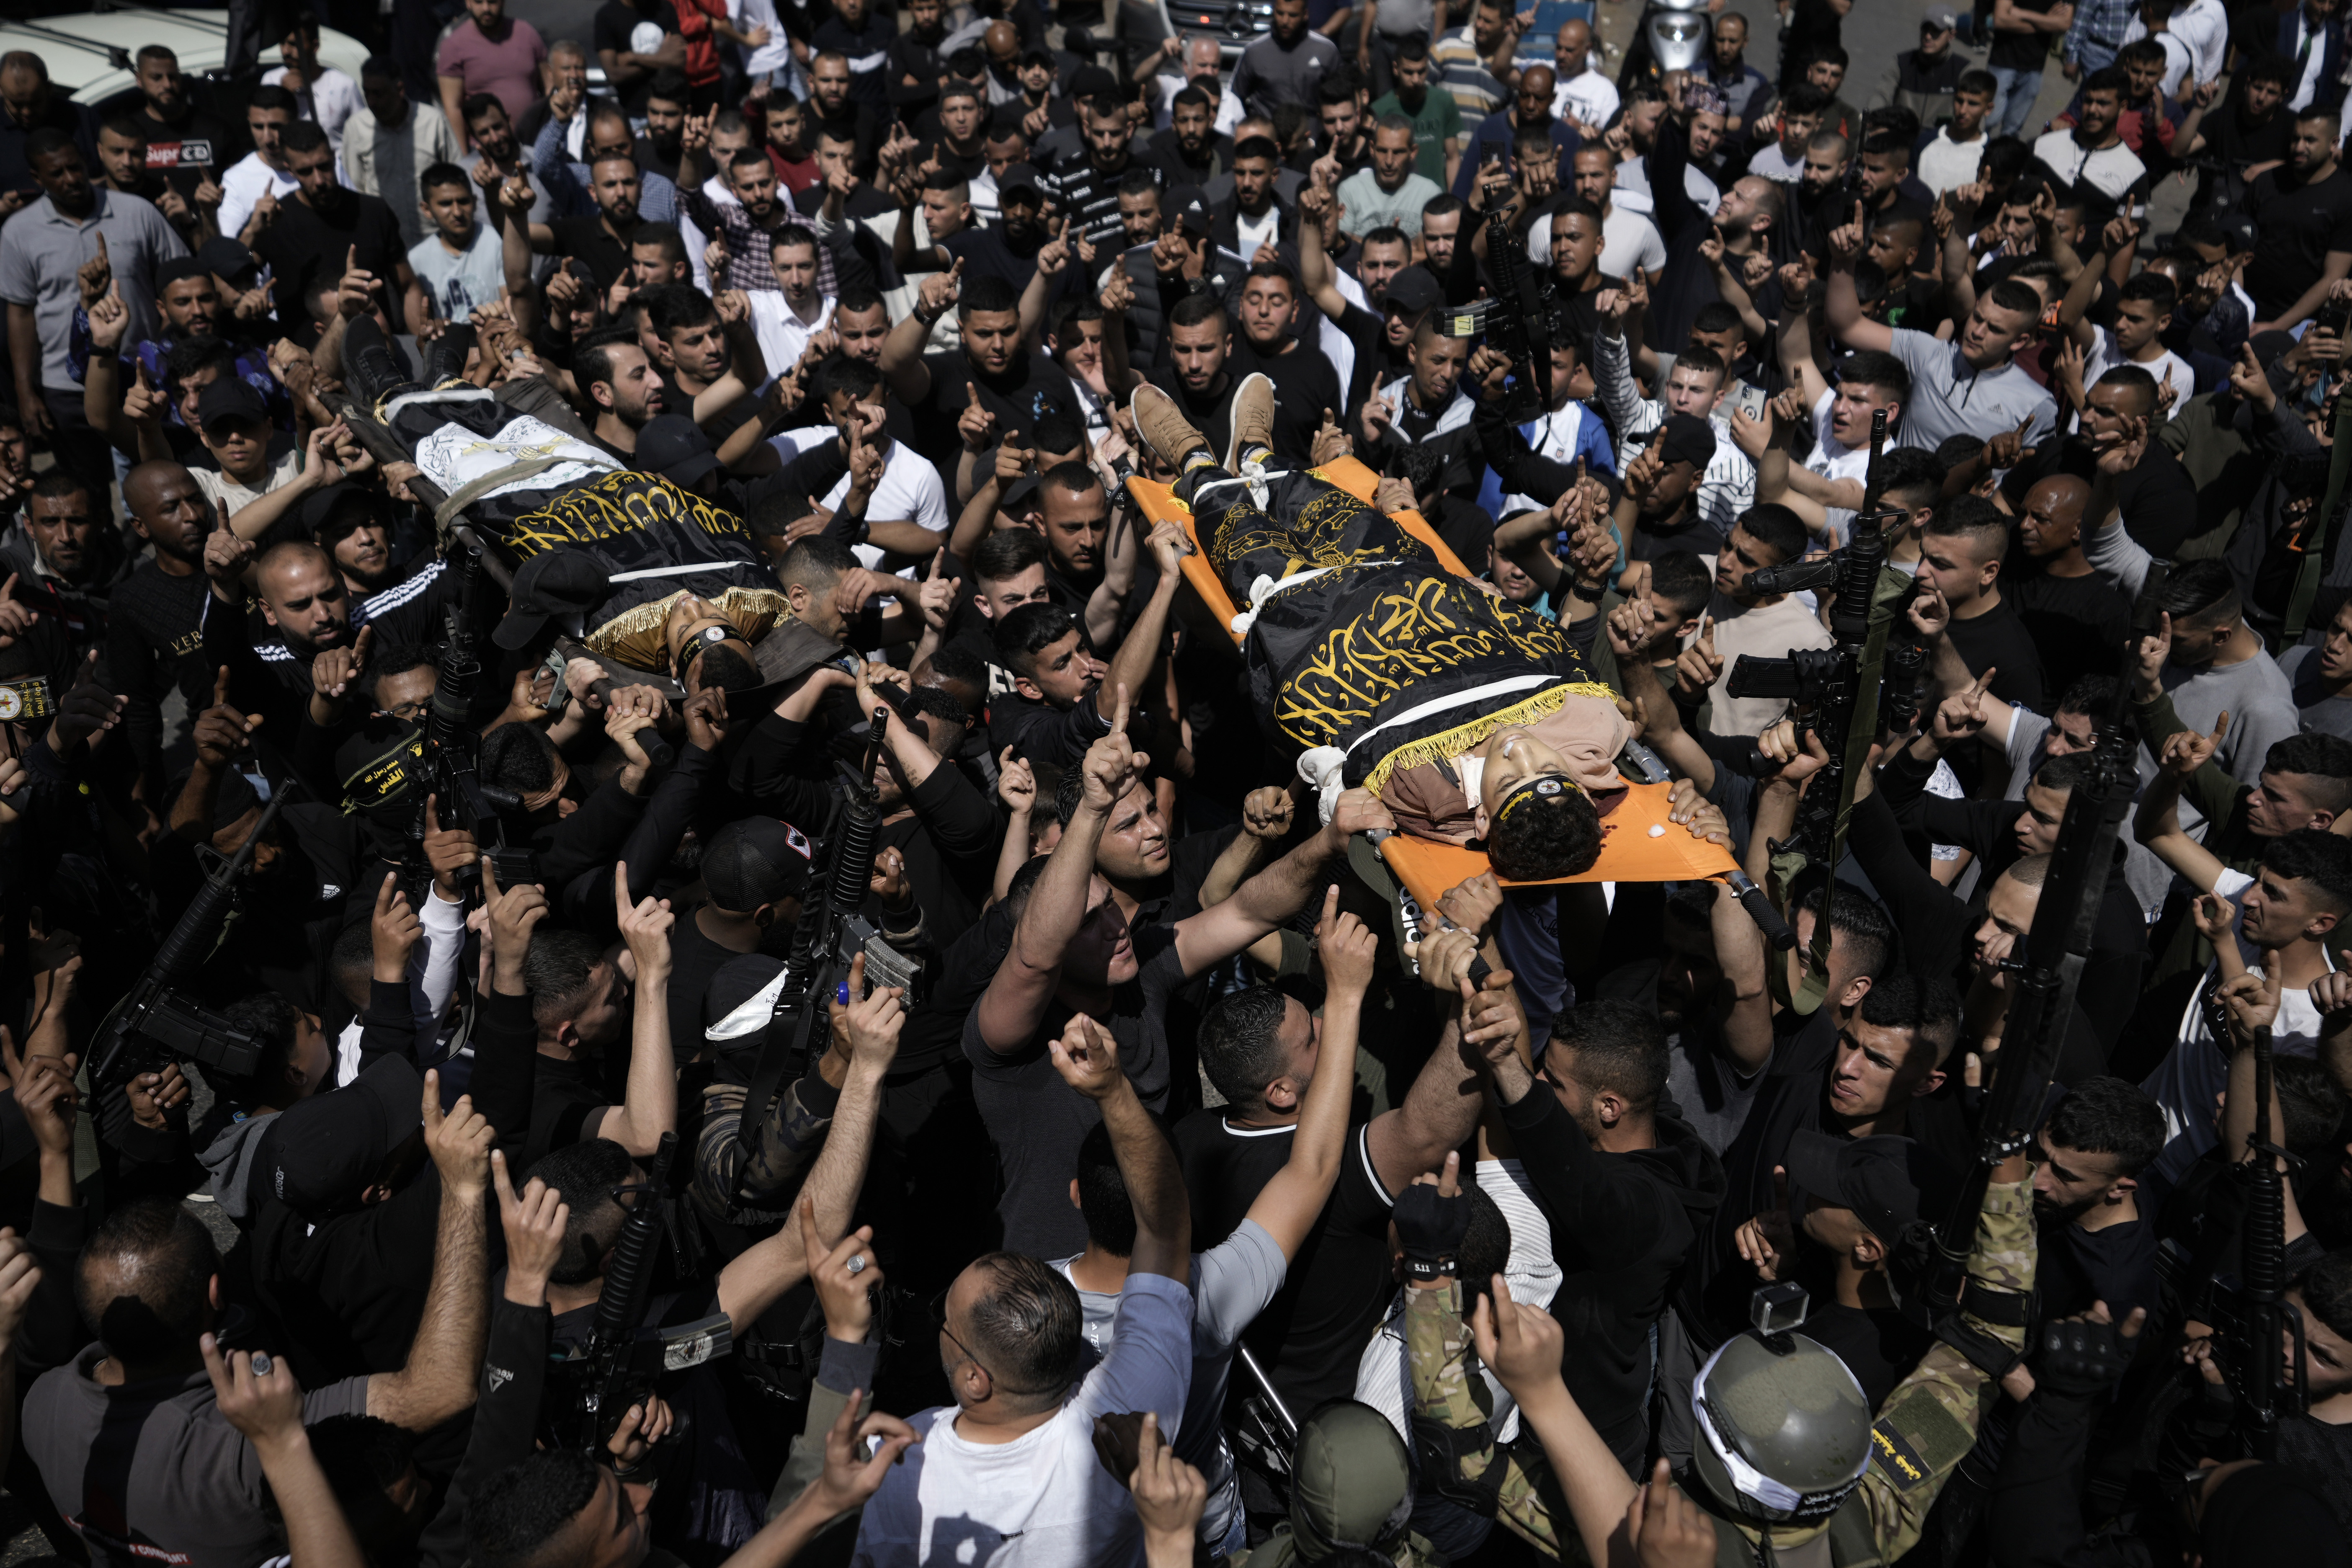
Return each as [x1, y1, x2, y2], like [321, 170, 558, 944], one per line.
[928, 1287, 989, 1379]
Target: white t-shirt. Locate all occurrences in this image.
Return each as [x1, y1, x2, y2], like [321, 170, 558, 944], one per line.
[1235, 204, 1282, 259]
[1803, 387, 1872, 545]
[218, 152, 302, 248]
[849, 1270, 1194, 1568]
[194, 444, 304, 527]
[262, 64, 361, 156]
[1554, 69, 1620, 130]
[1917, 129, 1987, 196]
[814, 437, 950, 575]
[1745, 144, 1806, 186]
[2141, 874, 2335, 1197]
[1052, 1220, 1287, 1556]
[1600, 206, 1666, 281]
[2081, 325, 2192, 426]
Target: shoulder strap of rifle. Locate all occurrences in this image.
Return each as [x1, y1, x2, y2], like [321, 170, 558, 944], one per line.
[2284, 394, 2352, 644]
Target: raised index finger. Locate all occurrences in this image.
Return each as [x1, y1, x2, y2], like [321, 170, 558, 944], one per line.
[1110, 681, 1130, 735]
[1968, 665, 1996, 699]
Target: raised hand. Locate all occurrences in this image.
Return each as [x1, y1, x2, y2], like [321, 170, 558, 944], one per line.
[1469, 1277, 1570, 1402]
[799, 1193, 882, 1343]
[1672, 612, 1720, 698]
[421, 1069, 494, 1200]
[370, 871, 423, 983]
[192, 666, 263, 768]
[2230, 342, 2278, 413]
[49, 650, 126, 755]
[77, 233, 111, 307]
[614, 861, 673, 983]
[1929, 666, 1996, 746]
[1048, 1013, 1125, 1100]
[1627, 1459, 1716, 1568]
[2159, 709, 2229, 778]
[481, 856, 549, 990]
[917, 257, 962, 318]
[1827, 200, 1865, 265]
[1078, 683, 1149, 811]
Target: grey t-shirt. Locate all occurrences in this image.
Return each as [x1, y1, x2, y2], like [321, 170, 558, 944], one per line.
[407, 224, 506, 324]
[2279, 643, 2352, 741]
[1883, 327, 2058, 453]
[1053, 1218, 1287, 1548]
[25, 1345, 370, 1568]
[2002, 703, 2175, 924]
[2158, 652, 2302, 788]
[1232, 33, 1341, 120]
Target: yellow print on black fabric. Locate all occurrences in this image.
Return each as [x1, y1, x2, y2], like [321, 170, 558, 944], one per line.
[506, 472, 749, 557]
[1208, 483, 1437, 577]
[1275, 576, 1573, 749]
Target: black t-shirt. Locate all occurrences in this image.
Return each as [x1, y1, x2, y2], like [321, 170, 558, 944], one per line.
[129, 104, 229, 196]
[2001, 433, 2200, 558]
[940, 224, 1059, 298]
[526, 1050, 619, 1169]
[2039, 1212, 2159, 1323]
[2247, 165, 2352, 321]
[2202, 102, 2293, 204]
[2010, 566, 2130, 700]
[665, 911, 750, 1068]
[961, 924, 1189, 1257]
[810, 13, 898, 107]
[1231, 337, 1342, 461]
[256, 191, 407, 345]
[1988, 0, 2061, 72]
[1944, 596, 2048, 714]
[1145, 365, 1237, 467]
[1176, 1113, 1395, 1413]
[913, 349, 1082, 470]
[593, 0, 681, 117]
[548, 216, 635, 294]
[2277, 1416, 2352, 1532]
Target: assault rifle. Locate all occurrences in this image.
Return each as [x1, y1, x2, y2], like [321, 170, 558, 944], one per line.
[2205, 994, 2311, 1458]
[731, 703, 923, 1202]
[558, 1132, 734, 1452]
[89, 785, 289, 1095]
[405, 540, 537, 897]
[1904, 561, 2170, 1344]
[1723, 409, 1910, 1008]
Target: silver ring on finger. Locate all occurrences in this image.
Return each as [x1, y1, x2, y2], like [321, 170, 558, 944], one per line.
[250, 1352, 273, 1377]
[845, 1253, 867, 1275]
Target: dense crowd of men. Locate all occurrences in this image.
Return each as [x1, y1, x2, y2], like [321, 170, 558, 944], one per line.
[10, 0, 2352, 1563]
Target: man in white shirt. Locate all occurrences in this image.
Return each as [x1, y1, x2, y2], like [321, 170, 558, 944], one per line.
[263, 19, 361, 159]
[852, 985, 1193, 1568]
[747, 229, 835, 379]
[1149, 34, 1247, 135]
[1565, 143, 1664, 284]
[2031, 71, 2146, 203]
[1551, 19, 1619, 133]
[1683, 505, 1835, 738]
[2128, 0, 2227, 93]
[219, 86, 304, 246]
[1918, 70, 1994, 194]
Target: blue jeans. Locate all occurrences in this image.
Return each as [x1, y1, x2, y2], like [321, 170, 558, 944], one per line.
[1989, 64, 2045, 138]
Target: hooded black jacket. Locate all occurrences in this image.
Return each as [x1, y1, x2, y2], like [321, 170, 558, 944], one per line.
[1497, 1081, 1726, 1470]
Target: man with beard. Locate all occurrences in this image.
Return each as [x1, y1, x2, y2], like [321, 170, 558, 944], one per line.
[1201, 135, 1297, 260]
[0, 472, 129, 652]
[2031, 68, 2146, 204]
[1041, 94, 1154, 250]
[253, 123, 409, 347]
[307, 484, 441, 646]
[883, 268, 1082, 470]
[2175, 53, 2292, 214]
[110, 462, 218, 789]
[92, 114, 211, 251]
[1565, 144, 1664, 285]
[535, 152, 649, 295]
[2030, 1078, 2165, 1323]
[807, 52, 883, 175]
[574, 329, 669, 461]
[539, 102, 681, 228]
[200, 523, 364, 753]
[343, 60, 463, 251]
[1, 132, 184, 482]
[1149, 294, 1248, 469]
[70, 255, 233, 425]
[1113, 190, 1246, 369]
[891, 0, 954, 112]
[1450, 64, 1576, 199]
[1295, 79, 1373, 181]
[1235, 0, 1341, 121]
[1368, 36, 1460, 188]
[793, 126, 900, 283]
[126, 45, 228, 214]
[1704, 12, 1773, 134]
[2246, 107, 2352, 333]
[1633, 97, 1786, 374]
[900, 157, 1050, 296]
[637, 282, 766, 431]
[1145, 85, 1230, 188]
[698, 149, 833, 297]
[1336, 116, 1439, 237]
[923, 84, 991, 180]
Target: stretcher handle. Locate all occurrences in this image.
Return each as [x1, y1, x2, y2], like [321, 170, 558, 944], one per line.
[1726, 869, 1796, 950]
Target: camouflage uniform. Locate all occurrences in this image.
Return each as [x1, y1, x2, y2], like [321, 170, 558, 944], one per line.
[691, 1074, 840, 1233]
[1407, 1175, 2042, 1567]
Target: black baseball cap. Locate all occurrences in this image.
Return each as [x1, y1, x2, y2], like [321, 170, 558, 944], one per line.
[701, 816, 813, 913]
[636, 415, 723, 491]
[996, 161, 1045, 202]
[301, 480, 393, 546]
[197, 375, 269, 433]
[258, 1055, 426, 1220]
[1657, 411, 1718, 474]
[494, 548, 611, 649]
[1174, 192, 1210, 237]
[197, 236, 258, 284]
[1785, 1130, 1960, 1245]
[1383, 265, 1443, 316]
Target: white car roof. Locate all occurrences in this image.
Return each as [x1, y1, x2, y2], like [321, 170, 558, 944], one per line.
[0, 5, 370, 106]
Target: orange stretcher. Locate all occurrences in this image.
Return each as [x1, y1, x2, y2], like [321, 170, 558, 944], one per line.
[1124, 459, 1745, 895]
